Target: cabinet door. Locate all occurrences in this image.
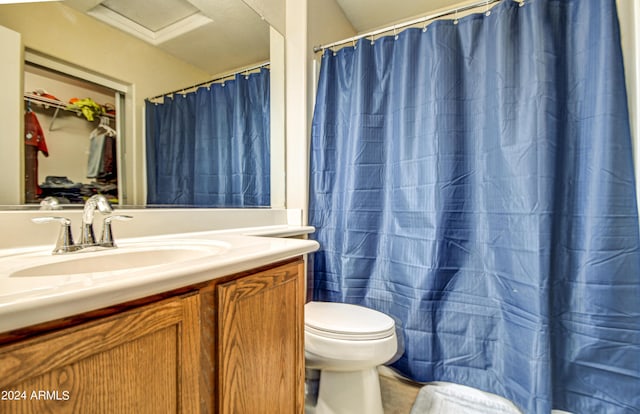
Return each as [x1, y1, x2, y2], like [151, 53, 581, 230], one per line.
[217, 260, 304, 414]
[0, 293, 201, 414]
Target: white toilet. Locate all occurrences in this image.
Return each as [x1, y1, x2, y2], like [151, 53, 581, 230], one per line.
[305, 301, 398, 414]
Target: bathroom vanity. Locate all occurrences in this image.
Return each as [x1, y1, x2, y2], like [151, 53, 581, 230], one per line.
[0, 228, 317, 414]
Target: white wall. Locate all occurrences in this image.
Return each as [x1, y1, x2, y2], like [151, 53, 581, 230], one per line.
[617, 0, 640, 209]
[285, 0, 309, 220]
[0, 25, 22, 205]
[284, 0, 355, 224]
[270, 27, 286, 209]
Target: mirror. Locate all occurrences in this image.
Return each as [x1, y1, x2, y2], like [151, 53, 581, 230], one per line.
[0, 0, 284, 209]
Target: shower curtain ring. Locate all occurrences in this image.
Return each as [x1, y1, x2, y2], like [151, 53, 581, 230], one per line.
[485, 1, 491, 16]
[352, 39, 357, 49]
[454, 9, 459, 25]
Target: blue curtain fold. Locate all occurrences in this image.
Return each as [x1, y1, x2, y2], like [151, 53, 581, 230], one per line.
[308, 1, 640, 413]
[145, 68, 270, 206]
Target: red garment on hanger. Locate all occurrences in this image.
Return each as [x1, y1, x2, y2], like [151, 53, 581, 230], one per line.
[24, 111, 49, 201]
[25, 110, 49, 155]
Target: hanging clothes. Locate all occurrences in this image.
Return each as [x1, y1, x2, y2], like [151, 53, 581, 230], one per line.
[309, 0, 640, 413]
[24, 110, 49, 202]
[87, 117, 117, 180]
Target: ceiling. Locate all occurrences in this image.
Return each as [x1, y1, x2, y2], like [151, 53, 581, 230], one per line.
[63, 0, 271, 75]
[62, 0, 477, 75]
[336, 0, 475, 33]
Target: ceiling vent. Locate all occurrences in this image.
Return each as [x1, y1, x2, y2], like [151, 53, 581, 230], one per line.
[88, 0, 213, 45]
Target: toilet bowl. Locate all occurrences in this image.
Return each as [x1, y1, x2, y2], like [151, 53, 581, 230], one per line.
[305, 301, 398, 414]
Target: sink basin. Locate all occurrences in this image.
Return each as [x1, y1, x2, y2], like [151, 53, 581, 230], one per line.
[3, 239, 230, 278]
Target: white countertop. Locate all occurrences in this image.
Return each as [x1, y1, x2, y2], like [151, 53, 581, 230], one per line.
[0, 226, 319, 334]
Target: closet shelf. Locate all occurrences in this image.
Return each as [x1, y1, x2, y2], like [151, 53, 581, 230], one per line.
[24, 93, 114, 131]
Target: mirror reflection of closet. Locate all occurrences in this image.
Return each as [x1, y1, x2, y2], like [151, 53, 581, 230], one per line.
[23, 63, 121, 206]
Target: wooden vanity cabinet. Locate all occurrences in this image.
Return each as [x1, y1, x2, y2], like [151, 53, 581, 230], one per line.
[0, 292, 201, 414]
[215, 259, 305, 414]
[0, 257, 305, 414]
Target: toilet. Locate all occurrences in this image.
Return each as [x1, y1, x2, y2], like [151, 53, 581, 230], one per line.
[304, 301, 398, 414]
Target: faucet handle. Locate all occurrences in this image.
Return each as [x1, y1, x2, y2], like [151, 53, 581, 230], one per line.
[32, 216, 77, 255]
[100, 215, 133, 247]
[39, 196, 62, 210]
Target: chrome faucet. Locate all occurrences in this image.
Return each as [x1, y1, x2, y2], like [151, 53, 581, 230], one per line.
[79, 194, 113, 246]
[33, 194, 132, 255]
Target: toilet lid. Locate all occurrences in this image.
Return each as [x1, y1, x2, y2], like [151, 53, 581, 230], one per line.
[305, 301, 396, 340]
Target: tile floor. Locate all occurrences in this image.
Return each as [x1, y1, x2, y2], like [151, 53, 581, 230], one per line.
[380, 372, 422, 413]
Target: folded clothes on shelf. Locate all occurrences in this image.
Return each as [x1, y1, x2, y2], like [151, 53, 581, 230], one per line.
[40, 176, 83, 189]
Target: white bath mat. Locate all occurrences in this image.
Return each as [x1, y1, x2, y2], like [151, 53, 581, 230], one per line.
[410, 382, 522, 414]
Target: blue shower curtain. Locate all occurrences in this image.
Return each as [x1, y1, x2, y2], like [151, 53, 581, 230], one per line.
[309, 1, 640, 413]
[146, 68, 270, 206]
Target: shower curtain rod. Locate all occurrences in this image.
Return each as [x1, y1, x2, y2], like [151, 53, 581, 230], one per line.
[148, 61, 270, 101]
[313, 0, 518, 53]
